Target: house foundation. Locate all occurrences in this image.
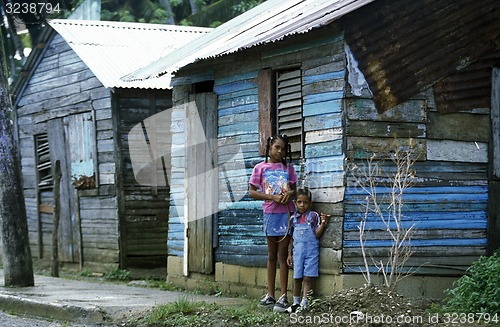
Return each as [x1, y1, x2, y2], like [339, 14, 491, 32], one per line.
[166, 256, 458, 302]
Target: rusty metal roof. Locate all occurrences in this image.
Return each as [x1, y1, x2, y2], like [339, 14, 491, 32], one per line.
[342, 0, 500, 112]
[48, 19, 211, 89]
[122, 0, 374, 82]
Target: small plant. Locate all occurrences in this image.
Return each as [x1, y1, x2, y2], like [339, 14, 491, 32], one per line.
[440, 251, 500, 314]
[348, 138, 419, 289]
[104, 267, 131, 281]
[140, 298, 285, 327]
[193, 278, 221, 295]
[145, 298, 212, 326]
[146, 278, 180, 292]
[78, 268, 93, 277]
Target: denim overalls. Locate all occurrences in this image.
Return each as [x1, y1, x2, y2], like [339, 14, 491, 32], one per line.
[292, 211, 319, 278]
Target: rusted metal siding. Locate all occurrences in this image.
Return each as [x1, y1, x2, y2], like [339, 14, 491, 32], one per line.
[434, 52, 500, 113]
[342, 0, 500, 112]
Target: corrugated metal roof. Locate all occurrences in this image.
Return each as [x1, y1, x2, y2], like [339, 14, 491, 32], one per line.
[122, 0, 374, 82]
[342, 0, 500, 112]
[48, 19, 211, 89]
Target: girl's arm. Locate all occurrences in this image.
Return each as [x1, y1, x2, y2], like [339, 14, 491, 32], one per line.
[249, 184, 282, 203]
[287, 237, 294, 267]
[280, 182, 296, 204]
[315, 213, 330, 238]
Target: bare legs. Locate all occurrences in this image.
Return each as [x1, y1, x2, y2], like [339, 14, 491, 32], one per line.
[266, 235, 290, 298]
[293, 276, 314, 303]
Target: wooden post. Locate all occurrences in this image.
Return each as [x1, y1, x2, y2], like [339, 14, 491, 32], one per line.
[74, 188, 83, 270]
[51, 160, 61, 277]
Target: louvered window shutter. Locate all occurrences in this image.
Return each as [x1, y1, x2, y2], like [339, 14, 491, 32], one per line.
[276, 69, 303, 159]
[35, 133, 52, 190]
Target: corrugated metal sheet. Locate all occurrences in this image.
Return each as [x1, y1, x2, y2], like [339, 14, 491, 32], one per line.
[48, 19, 211, 89]
[122, 0, 374, 82]
[434, 51, 500, 113]
[342, 0, 500, 112]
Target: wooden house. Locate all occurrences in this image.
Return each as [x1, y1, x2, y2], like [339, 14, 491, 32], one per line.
[124, 0, 500, 298]
[13, 20, 210, 274]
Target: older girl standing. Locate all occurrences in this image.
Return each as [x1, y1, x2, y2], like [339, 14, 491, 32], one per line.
[249, 134, 297, 312]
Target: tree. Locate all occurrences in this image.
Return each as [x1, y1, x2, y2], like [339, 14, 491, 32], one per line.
[0, 27, 34, 287]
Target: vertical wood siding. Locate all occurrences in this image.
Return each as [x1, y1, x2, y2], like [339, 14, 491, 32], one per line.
[167, 91, 189, 256]
[115, 92, 171, 268]
[215, 71, 264, 266]
[16, 34, 120, 268]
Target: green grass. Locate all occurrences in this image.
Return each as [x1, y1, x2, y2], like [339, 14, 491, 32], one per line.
[133, 297, 286, 327]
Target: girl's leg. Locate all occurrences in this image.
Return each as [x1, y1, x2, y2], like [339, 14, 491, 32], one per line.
[293, 278, 303, 297]
[302, 276, 314, 306]
[277, 235, 290, 297]
[266, 236, 279, 298]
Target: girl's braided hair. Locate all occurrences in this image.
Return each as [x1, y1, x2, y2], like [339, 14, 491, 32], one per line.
[265, 134, 292, 165]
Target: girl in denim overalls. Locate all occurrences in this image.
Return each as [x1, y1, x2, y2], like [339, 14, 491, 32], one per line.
[286, 187, 329, 312]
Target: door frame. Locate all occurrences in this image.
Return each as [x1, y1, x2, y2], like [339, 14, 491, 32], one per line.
[488, 67, 500, 254]
[184, 92, 218, 275]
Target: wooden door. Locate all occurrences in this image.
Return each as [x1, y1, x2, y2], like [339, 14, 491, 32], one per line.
[186, 93, 217, 274]
[47, 118, 77, 262]
[46, 113, 94, 263]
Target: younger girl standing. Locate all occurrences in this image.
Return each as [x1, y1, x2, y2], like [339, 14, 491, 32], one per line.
[286, 187, 328, 313]
[249, 134, 297, 312]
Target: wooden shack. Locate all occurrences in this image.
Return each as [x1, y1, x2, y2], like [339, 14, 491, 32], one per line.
[13, 20, 210, 274]
[124, 0, 499, 298]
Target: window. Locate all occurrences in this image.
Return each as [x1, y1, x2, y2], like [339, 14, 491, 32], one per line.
[258, 67, 304, 159]
[276, 68, 303, 159]
[35, 133, 52, 190]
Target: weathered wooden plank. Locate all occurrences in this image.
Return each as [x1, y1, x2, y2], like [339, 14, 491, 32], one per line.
[33, 105, 91, 124]
[304, 91, 343, 104]
[215, 253, 267, 267]
[303, 99, 342, 116]
[215, 70, 258, 86]
[304, 113, 342, 131]
[310, 187, 344, 203]
[305, 140, 343, 158]
[305, 155, 344, 173]
[304, 71, 344, 84]
[214, 80, 256, 95]
[262, 32, 342, 60]
[427, 112, 489, 142]
[219, 121, 257, 137]
[343, 246, 486, 258]
[305, 128, 342, 144]
[302, 49, 345, 72]
[219, 103, 258, 117]
[302, 78, 345, 95]
[347, 121, 426, 138]
[427, 139, 488, 163]
[344, 238, 486, 248]
[344, 229, 486, 240]
[306, 171, 344, 188]
[346, 136, 426, 160]
[79, 196, 116, 208]
[346, 98, 426, 123]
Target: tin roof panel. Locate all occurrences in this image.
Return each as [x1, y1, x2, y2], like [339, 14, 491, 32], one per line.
[122, 0, 374, 82]
[48, 19, 211, 89]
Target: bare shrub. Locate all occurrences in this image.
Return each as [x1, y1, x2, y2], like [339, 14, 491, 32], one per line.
[347, 139, 420, 289]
